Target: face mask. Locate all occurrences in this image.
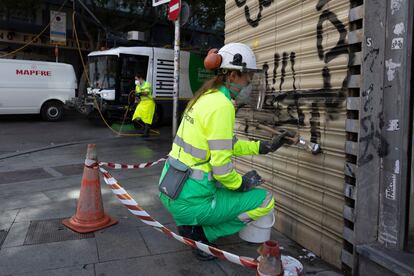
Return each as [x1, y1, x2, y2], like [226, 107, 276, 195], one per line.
[236, 83, 253, 106]
[225, 81, 252, 106]
[135, 80, 140, 85]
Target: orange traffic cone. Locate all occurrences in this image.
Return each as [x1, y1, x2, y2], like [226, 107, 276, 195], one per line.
[63, 144, 117, 233]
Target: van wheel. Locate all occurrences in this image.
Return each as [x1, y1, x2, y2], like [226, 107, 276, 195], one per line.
[41, 101, 64, 121]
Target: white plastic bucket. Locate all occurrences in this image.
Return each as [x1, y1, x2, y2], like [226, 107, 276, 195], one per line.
[238, 211, 275, 243]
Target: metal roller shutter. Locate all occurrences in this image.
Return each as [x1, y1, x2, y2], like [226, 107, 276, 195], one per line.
[225, 0, 354, 268]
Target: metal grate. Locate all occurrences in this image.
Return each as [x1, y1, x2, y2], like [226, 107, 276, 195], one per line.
[24, 218, 94, 245]
[0, 229, 8, 249]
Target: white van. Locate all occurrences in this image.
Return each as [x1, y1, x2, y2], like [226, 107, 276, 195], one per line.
[0, 59, 77, 121]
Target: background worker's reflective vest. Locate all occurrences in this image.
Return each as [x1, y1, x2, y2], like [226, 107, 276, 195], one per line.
[132, 81, 155, 125]
[169, 86, 260, 189]
[136, 81, 153, 100]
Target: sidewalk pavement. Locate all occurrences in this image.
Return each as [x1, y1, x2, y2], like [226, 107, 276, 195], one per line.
[0, 133, 342, 275]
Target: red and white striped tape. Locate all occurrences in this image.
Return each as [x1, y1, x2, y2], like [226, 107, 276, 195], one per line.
[98, 157, 167, 170]
[97, 165, 258, 270]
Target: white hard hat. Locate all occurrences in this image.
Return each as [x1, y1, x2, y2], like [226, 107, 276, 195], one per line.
[218, 43, 258, 72]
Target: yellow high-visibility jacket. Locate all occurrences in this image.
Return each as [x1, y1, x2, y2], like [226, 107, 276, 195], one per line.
[136, 81, 153, 100]
[133, 81, 155, 124]
[169, 85, 260, 190]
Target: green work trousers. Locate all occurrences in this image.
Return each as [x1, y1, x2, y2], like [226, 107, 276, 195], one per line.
[159, 163, 272, 242]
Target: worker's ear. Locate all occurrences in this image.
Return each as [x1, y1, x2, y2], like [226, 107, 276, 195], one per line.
[227, 71, 239, 82]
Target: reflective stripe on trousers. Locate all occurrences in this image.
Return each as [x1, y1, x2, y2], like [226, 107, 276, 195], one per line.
[238, 190, 274, 223]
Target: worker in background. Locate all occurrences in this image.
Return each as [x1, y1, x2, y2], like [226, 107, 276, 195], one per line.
[132, 75, 155, 137]
[158, 43, 297, 261]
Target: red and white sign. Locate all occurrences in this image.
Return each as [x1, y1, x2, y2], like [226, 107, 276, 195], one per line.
[168, 0, 181, 21]
[152, 0, 170, 7]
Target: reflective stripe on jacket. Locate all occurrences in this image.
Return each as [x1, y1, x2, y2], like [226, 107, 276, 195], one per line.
[169, 86, 260, 190]
[136, 81, 153, 101]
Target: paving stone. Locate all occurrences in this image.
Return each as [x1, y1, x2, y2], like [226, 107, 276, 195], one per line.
[0, 239, 98, 275]
[15, 201, 76, 222]
[278, 239, 337, 274]
[52, 163, 84, 176]
[95, 250, 225, 276]
[215, 242, 262, 276]
[143, 205, 175, 225]
[0, 229, 7, 249]
[215, 233, 246, 246]
[105, 183, 162, 210]
[15, 264, 95, 276]
[2, 221, 30, 248]
[0, 210, 19, 225]
[0, 176, 79, 198]
[94, 222, 150, 262]
[0, 168, 52, 184]
[42, 186, 82, 202]
[138, 224, 189, 255]
[106, 203, 174, 228]
[0, 192, 52, 211]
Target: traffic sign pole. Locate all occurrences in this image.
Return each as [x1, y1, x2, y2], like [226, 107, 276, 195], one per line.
[169, 0, 181, 136]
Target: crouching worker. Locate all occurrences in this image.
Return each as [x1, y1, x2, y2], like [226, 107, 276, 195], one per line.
[132, 75, 155, 137]
[158, 43, 297, 261]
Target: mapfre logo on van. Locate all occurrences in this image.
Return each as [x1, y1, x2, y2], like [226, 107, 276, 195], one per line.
[16, 65, 51, 77]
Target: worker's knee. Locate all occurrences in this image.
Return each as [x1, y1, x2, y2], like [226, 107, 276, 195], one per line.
[256, 190, 275, 217]
[260, 190, 275, 210]
[239, 191, 275, 222]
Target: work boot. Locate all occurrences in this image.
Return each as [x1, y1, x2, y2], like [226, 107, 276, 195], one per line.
[177, 225, 217, 261]
[143, 123, 150, 137]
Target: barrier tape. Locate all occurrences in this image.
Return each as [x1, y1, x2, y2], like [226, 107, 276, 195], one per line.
[98, 157, 168, 170]
[86, 158, 302, 274]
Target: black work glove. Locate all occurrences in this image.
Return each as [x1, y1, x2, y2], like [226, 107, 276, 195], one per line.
[281, 129, 297, 145]
[259, 129, 297, 154]
[237, 170, 263, 192]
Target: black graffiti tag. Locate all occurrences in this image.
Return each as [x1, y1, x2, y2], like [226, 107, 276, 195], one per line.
[358, 84, 390, 165]
[363, 48, 380, 73]
[316, 10, 348, 63]
[359, 113, 390, 166]
[235, 0, 274, 28]
[258, 2, 348, 144]
[316, 0, 332, 11]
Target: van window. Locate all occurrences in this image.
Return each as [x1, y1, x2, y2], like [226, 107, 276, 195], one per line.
[89, 55, 117, 89]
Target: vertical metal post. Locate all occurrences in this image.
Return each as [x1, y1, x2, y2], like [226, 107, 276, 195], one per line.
[172, 12, 180, 136]
[406, 1, 414, 252]
[354, 0, 386, 247]
[378, 0, 413, 250]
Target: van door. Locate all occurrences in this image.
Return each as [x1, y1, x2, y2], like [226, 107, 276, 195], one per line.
[118, 54, 150, 105]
